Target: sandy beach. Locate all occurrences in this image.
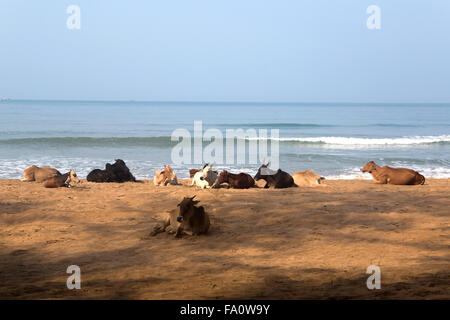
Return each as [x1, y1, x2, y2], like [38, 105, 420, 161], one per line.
[0, 178, 449, 299]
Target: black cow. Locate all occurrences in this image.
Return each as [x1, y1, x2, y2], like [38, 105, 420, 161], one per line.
[87, 159, 136, 183]
[254, 163, 295, 189]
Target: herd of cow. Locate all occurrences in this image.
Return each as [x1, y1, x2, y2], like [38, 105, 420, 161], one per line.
[18, 159, 426, 238]
[19, 158, 426, 189]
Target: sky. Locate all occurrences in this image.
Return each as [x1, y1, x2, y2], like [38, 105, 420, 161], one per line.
[0, 0, 449, 103]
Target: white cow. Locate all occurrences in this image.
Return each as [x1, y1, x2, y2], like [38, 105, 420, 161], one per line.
[191, 165, 218, 189]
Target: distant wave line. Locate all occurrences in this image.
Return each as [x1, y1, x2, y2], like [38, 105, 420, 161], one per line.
[0, 135, 449, 146]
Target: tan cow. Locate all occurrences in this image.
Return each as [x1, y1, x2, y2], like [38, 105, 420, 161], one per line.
[292, 170, 325, 186]
[21, 165, 61, 183]
[361, 161, 425, 185]
[153, 165, 179, 186]
[43, 170, 80, 188]
[151, 196, 210, 238]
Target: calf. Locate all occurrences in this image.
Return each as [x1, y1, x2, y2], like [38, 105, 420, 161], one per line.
[43, 170, 80, 188]
[151, 196, 210, 238]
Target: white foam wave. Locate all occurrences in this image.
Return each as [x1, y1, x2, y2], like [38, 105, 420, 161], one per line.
[251, 135, 450, 146]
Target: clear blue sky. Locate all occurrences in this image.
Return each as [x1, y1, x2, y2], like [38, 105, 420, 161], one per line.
[1, 0, 449, 103]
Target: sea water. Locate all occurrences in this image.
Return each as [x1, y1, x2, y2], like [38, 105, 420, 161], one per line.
[0, 100, 449, 180]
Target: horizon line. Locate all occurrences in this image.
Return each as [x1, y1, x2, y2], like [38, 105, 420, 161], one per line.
[2, 98, 450, 105]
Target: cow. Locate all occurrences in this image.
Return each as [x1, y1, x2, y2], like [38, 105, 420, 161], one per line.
[87, 159, 136, 183]
[43, 170, 80, 188]
[212, 170, 255, 189]
[153, 165, 179, 186]
[253, 163, 295, 188]
[292, 170, 325, 186]
[151, 196, 210, 238]
[361, 161, 425, 185]
[189, 169, 202, 178]
[21, 165, 61, 183]
[189, 164, 217, 178]
[191, 165, 218, 189]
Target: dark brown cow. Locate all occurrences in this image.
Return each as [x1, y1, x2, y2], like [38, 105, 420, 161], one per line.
[254, 163, 295, 188]
[212, 170, 255, 189]
[43, 170, 80, 188]
[151, 196, 210, 238]
[361, 161, 425, 185]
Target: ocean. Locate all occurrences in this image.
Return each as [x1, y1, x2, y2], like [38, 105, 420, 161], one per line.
[0, 100, 449, 180]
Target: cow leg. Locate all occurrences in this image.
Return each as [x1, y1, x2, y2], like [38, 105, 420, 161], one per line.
[175, 225, 183, 238]
[373, 175, 388, 184]
[151, 217, 171, 236]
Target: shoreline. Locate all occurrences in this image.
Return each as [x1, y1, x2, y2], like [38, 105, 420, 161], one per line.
[1, 178, 449, 299]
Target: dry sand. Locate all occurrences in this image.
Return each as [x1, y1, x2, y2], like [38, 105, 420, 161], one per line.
[0, 178, 449, 299]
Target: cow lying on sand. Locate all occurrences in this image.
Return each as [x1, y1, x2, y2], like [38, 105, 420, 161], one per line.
[43, 170, 80, 188]
[21, 165, 61, 183]
[254, 163, 295, 188]
[189, 164, 218, 178]
[87, 159, 136, 183]
[212, 170, 255, 189]
[361, 161, 425, 185]
[191, 165, 218, 189]
[154, 165, 179, 186]
[292, 170, 325, 186]
[151, 196, 210, 238]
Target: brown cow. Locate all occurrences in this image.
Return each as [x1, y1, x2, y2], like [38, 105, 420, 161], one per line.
[254, 163, 295, 188]
[21, 165, 61, 183]
[361, 161, 425, 185]
[292, 170, 325, 186]
[212, 170, 255, 189]
[189, 169, 202, 178]
[43, 170, 80, 188]
[151, 196, 210, 238]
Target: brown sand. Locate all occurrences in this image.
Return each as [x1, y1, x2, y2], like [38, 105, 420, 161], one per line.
[0, 178, 449, 299]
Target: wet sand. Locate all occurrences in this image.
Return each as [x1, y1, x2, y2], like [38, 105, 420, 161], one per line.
[0, 178, 449, 299]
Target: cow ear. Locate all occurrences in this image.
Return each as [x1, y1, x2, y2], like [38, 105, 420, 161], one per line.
[177, 203, 180, 207]
[192, 200, 200, 205]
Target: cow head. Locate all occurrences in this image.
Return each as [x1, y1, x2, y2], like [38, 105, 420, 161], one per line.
[69, 170, 80, 184]
[212, 170, 229, 188]
[177, 196, 200, 223]
[254, 162, 277, 180]
[361, 161, 377, 173]
[161, 165, 176, 180]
